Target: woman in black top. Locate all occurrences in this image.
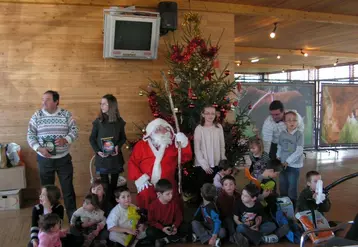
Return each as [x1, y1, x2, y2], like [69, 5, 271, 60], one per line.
[89, 94, 127, 201]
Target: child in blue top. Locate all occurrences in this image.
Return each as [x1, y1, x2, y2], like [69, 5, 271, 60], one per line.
[192, 183, 225, 247]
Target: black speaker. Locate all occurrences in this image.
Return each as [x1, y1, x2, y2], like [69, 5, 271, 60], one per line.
[158, 1, 178, 35]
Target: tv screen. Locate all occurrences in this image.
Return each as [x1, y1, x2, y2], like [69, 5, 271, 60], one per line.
[114, 21, 153, 50]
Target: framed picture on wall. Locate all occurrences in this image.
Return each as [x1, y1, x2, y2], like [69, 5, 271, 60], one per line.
[320, 84, 358, 146]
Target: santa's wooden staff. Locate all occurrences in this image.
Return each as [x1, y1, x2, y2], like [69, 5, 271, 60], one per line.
[160, 71, 183, 194]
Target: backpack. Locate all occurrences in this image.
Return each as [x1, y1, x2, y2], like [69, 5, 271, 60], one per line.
[275, 197, 302, 244]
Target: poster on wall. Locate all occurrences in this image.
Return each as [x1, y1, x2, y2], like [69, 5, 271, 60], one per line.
[321, 84, 358, 146]
[239, 83, 315, 147]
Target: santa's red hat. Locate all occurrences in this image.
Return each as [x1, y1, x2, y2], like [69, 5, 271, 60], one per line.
[143, 118, 175, 140]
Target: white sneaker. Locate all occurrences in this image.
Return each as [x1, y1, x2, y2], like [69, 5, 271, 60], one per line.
[262, 234, 279, 244]
[192, 233, 198, 242]
[215, 238, 221, 247]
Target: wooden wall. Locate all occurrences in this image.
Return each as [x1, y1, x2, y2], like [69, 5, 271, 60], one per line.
[0, 2, 234, 199]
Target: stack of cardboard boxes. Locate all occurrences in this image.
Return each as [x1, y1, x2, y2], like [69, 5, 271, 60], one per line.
[0, 166, 26, 210]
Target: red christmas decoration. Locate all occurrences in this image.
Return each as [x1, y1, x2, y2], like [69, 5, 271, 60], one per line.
[191, 94, 198, 100]
[212, 103, 218, 108]
[237, 82, 242, 92]
[188, 87, 193, 98]
[153, 112, 159, 117]
[213, 59, 220, 68]
[220, 108, 226, 112]
[248, 104, 252, 109]
[189, 103, 195, 108]
[233, 101, 239, 106]
[224, 69, 230, 76]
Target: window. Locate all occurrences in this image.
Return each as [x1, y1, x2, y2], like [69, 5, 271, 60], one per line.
[319, 65, 349, 80]
[268, 72, 287, 81]
[291, 70, 308, 81]
[235, 73, 261, 83]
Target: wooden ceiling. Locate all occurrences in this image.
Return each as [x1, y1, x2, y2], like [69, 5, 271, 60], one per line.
[197, 0, 358, 73]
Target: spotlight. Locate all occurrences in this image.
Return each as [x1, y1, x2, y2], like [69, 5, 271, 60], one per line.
[270, 22, 278, 39]
[236, 61, 242, 66]
[301, 49, 308, 57]
[282, 69, 285, 73]
[334, 59, 339, 66]
[277, 55, 281, 59]
[251, 58, 259, 63]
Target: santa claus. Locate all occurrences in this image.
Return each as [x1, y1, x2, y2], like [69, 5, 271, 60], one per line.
[128, 118, 192, 210]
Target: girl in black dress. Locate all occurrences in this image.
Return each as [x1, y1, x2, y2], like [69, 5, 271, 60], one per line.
[89, 94, 127, 202]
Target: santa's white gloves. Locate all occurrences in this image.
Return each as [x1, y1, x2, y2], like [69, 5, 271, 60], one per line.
[135, 174, 152, 193]
[175, 132, 189, 148]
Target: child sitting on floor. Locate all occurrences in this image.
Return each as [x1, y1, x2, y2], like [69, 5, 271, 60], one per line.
[213, 160, 233, 190]
[106, 186, 146, 247]
[216, 175, 248, 247]
[234, 184, 278, 246]
[38, 214, 68, 247]
[70, 194, 106, 247]
[146, 179, 188, 247]
[297, 170, 331, 213]
[29, 185, 64, 247]
[192, 183, 226, 247]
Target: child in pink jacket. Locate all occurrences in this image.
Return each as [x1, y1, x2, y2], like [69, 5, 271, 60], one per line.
[38, 214, 67, 247]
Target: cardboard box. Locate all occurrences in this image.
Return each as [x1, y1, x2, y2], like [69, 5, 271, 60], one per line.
[0, 166, 26, 190]
[0, 189, 22, 210]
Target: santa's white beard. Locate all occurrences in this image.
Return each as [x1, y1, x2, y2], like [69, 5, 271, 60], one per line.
[151, 132, 172, 148]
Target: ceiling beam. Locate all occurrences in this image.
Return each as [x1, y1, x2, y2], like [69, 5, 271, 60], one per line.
[235, 46, 358, 59]
[1, 0, 358, 26]
[234, 62, 315, 70]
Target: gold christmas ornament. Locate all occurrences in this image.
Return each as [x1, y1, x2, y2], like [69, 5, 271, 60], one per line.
[174, 108, 179, 113]
[138, 91, 144, 96]
[125, 145, 130, 149]
[142, 128, 146, 133]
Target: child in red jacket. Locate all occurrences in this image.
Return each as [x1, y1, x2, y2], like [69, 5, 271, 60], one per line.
[146, 179, 189, 247]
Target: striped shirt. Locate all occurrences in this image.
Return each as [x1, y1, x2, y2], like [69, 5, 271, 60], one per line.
[261, 110, 304, 154]
[27, 108, 78, 159]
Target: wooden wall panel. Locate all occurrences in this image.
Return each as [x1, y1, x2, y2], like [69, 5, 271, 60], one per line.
[0, 3, 235, 198]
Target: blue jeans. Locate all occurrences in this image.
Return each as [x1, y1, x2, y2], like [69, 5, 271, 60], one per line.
[236, 221, 277, 245]
[279, 166, 300, 202]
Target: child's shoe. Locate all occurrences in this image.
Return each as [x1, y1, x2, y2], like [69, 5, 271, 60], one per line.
[155, 237, 169, 247]
[215, 238, 221, 247]
[230, 232, 249, 247]
[262, 234, 279, 244]
[192, 233, 198, 242]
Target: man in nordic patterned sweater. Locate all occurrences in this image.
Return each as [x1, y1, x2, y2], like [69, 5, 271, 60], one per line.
[27, 90, 78, 220]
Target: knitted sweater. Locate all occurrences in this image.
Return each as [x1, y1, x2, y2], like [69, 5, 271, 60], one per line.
[27, 108, 78, 159]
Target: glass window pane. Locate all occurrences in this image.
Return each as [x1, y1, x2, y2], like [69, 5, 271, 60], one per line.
[235, 73, 261, 83]
[268, 72, 287, 81]
[291, 70, 308, 81]
[319, 65, 349, 80]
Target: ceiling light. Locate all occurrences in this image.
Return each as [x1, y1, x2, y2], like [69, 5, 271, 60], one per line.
[251, 58, 259, 63]
[236, 61, 242, 66]
[282, 69, 285, 73]
[301, 49, 308, 57]
[269, 22, 277, 39]
[277, 55, 281, 59]
[334, 58, 339, 66]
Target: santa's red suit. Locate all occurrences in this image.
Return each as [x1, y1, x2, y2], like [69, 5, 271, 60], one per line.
[128, 118, 192, 210]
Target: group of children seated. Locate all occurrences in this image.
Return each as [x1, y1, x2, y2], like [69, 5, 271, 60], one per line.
[28, 156, 336, 247]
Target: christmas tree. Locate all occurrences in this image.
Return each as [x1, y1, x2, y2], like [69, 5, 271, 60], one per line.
[133, 12, 253, 195]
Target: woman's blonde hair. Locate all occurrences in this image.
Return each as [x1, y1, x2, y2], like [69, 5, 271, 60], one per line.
[248, 136, 264, 156]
